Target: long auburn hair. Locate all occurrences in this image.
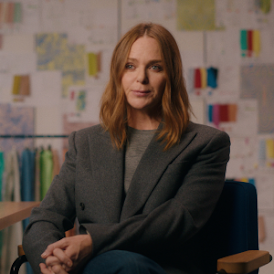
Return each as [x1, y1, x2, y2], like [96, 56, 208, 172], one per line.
[100, 23, 192, 150]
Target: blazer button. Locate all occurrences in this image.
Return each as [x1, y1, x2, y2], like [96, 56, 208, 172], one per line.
[80, 203, 85, 210]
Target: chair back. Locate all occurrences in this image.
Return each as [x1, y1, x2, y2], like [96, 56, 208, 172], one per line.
[199, 181, 259, 274]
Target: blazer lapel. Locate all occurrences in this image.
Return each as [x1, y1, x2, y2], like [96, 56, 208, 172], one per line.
[89, 129, 125, 223]
[120, 126, 197, 221]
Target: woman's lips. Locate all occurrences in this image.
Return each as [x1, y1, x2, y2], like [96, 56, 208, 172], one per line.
[132, 90, 150, 96]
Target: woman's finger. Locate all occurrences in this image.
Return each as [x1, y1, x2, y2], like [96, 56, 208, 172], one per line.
[39, 263, 54, 274]
[52, 248, 73, 270]
[41, 238, 68, 259]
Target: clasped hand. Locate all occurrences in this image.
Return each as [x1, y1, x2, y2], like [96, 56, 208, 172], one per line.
[39, 234, 93, 274]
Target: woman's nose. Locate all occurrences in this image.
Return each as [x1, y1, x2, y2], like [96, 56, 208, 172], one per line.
[137, 68, 148, 84]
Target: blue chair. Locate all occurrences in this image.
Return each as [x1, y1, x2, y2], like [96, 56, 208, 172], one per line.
[199, 180, 271, 273]
[10, 181, 272, 274]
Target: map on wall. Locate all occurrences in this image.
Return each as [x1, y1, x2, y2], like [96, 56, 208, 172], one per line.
[240, 64, 274, 134]
[0, 104, 34, 154]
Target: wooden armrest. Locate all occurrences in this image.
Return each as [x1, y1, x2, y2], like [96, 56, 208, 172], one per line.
[18, 245, 25, 257]
[217, 250, 271, 274]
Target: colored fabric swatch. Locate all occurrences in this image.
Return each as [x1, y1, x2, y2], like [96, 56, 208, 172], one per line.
[252, 30, 261, 57]
[208, 105, 213, 122]
[6, 2, 14, 24]
[266, 139, 274, 158]
[87, 52, 98, 76]
[248, 178, 256, 186]
[240, 29, 261, 57]
[188, 68, 195, 92]
[212, 104, 220, 126]
[260, 0, 271, 13]
[207, 67, 218, 88]
[194, 68, 201, 88]
[200, 68, 207, 88]
[21, 149, 35, 202]
[247, 30, 253, 57]
[228, 104, 237, 122]
[40, 149, 53, 199]
[219, 104, 229, 122]
[13, 3, 22, 23]
[12, 75, 21, 95]
[240, 30, 247, 57]
[0, 3, 8, 24]
[12, 74, 31, 96]
[19, 75, 31, 95]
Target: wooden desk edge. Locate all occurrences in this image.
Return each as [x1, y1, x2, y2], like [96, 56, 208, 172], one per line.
[0, 202, 40, 230]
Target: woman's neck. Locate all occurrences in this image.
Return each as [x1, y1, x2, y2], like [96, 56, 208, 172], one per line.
[127, 110, 161, 130]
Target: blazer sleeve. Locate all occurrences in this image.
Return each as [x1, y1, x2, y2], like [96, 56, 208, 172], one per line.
[22, 132, 77, 274]
[80, 130, 230, 258]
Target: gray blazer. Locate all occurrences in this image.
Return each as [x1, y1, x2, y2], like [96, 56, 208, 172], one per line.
[23, 122, 230, 274]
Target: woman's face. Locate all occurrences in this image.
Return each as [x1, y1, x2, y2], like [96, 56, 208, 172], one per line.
[121, 36, 166, 116]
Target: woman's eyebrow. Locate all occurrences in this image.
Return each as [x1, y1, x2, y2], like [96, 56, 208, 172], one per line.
[126, 58, 163, 64]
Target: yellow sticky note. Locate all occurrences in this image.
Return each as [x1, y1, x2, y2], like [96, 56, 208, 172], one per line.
[87, 53, 98, 76]
[12, 75, 21, 95]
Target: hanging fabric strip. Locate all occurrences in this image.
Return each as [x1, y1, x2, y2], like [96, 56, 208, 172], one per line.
[200, 68, 207, 89]
[240, 30, 247, 57]
[213, 104, 220, 127]
[247, 30, 253, 57]
[266, 139, 274, 158]
[194, 68, 201, 88]
[219, 104, 229, 122]
[252, 30, 261, 57]
[208, 105, 213, 122]
[40, 149, 53, 199]
[207, 67, 218, 88]
[228, 104, 237, 122]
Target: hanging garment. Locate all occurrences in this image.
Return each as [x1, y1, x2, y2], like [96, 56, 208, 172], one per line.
[35, 148, 41, 202]
[21, 148, 35, 202]
[0, 147, 26, 274]
[40, 149, 53, 199]
[21, 148, 36, 231]
[0, 151, 4, 258]
[51, 149, 60, 180]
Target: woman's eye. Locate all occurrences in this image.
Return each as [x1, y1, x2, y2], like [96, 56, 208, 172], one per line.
[125, 63, 134, 69]
[151, 65, 162, 71]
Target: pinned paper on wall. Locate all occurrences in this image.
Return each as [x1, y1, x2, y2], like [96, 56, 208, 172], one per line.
[190, 67, 219, 94]
[11, 74, 31, 102]
[0, 2, 22, 26]
[36, 33, 85, 96]
[259, 138, 274, 168]
[241, 65, 274, 134]
[226, 137, 257, 178]
[240, 29, 261, 57]
[87, 52, 101, 77]
[256, 173, 274, 210]
[65, 86, 102, 124]
[0, 104, 34, 154]
[177, 0, 217, 31]
[208, 103, 237, 126]
[259, 0, 272, 14]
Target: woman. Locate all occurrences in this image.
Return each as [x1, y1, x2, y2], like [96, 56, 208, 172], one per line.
[23, 23, 230, 274]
